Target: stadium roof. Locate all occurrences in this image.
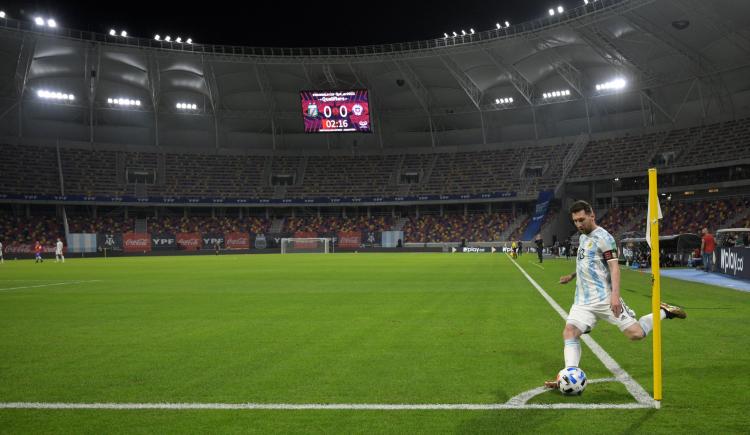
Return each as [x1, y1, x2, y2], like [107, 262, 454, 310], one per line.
[1, 0, 749, 153]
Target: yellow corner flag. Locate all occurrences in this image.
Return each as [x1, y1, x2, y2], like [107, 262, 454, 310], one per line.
[647, 168, 663, 406]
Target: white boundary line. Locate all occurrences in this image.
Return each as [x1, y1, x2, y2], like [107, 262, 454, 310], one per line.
[0, 280, 102, 292]
[0, 402, 654, 410]
[506, 254, 655, 407]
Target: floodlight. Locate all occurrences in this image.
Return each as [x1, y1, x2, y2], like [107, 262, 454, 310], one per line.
[47, 19, 56, 28]
[549, 9, 555, 16]
[154, 34, 161, 40]
[557, 5, 564, 13]
[121, 30, 127, 37]
[0, 11, 6, 18]
[186, 38, 192, 44]
[165, 35, 171, 42]
[496, 23, 501, 29]
[109, 29, 116, 36]
[34, 17, 44, 25]
[505, 21, 510, 27]
[175, 37, 182, 43]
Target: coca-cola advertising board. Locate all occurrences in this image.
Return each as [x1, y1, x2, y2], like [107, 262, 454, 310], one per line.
[225, 232, 250, 249]
[176, 233, 202, 251]
[123, 232, 152, 253]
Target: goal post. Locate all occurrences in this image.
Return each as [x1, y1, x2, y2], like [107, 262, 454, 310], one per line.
[280, 238, 331, 254]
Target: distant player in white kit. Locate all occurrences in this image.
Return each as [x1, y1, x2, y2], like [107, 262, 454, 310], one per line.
[55, 238, 65, 263]
[544, 200, 686, 389]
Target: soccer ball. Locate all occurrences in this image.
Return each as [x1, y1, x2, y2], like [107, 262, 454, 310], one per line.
[557, 367, 587, 395]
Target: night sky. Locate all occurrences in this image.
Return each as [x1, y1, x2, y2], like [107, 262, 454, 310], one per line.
[1, 0, 565, 47]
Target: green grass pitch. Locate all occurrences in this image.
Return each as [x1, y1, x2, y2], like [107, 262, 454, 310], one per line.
[0, 253, 748, 433]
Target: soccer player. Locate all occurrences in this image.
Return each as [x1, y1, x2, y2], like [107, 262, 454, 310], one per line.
[535, 234, 544, 263]
[511, 239, 518, 259]
[544, 200, 686, 389]
[0, 240, 4, 264]
[55, 238, 65, 263]
[34, 241, 44, 263]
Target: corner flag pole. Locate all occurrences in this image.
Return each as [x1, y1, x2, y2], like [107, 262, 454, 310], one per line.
[648, 168, 663, 405]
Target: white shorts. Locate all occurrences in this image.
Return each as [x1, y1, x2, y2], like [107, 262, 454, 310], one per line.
[567, 298, 638, 333]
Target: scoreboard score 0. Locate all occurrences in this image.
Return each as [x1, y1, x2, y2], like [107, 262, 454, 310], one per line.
[300, 90, 372, 133]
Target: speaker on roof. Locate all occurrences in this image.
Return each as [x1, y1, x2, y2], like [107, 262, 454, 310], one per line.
[672, 20, 690, 30]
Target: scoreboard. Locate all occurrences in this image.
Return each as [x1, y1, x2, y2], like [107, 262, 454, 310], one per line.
[300, 90, 371, 133]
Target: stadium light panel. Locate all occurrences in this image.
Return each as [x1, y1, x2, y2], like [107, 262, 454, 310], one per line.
[121, 30, 127, 37]
[470, 28, 475, 34]
[496, 23, 501, 29]
[549, 9, 555, 16]
[444, 32, 449, 38]
[109, 29, 116, 36]
[176, 37, 182, 43]
[544, 89, 570, 99]
[34, 17, 44, 25]
[1, 11, 7, 18]
[154, 34, 161, 40]
[186, 38, 192, 44]
[557, 5, 564, 13]
[505, 21, 510, 27]
[584, 0, 589, 4]
[461, 30, 466, 35]
[109, 97, 141, 107]
[165, 35, 171, 42]
[37, 89, 75, 101]
[452, 31, 457, 37]
[47, 19, 56, 27]
[596, 78, 627, 92]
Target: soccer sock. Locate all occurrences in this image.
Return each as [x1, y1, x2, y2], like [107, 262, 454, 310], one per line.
[564, 339, 581, 368]
[638, 310, 667, 337]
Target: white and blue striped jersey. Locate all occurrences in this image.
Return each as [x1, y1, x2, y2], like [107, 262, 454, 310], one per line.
[575, 226, 618, 305]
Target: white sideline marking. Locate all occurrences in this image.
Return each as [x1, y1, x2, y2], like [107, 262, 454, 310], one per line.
[506, 255, 655, 407]
[506, 377, 617, 406]
[529, 262, 545, 270]
[0, 402, 654, 410]
[0, 280, 102, 292]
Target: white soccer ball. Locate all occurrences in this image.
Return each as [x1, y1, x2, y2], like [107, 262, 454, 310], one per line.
[557, 367, 587, 395]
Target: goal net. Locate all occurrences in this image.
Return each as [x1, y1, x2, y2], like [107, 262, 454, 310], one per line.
[280, 238, 331, 254]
